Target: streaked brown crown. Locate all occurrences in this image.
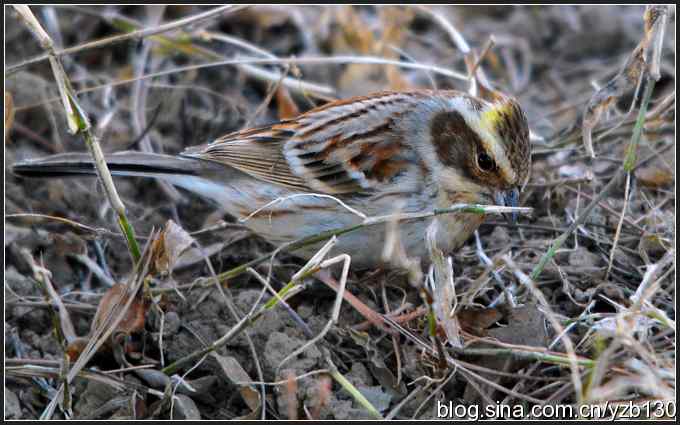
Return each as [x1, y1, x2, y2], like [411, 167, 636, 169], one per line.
[492, 97, 531, 186]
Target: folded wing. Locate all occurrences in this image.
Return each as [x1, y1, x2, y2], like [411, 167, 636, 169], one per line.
[182, 91, 422, 194]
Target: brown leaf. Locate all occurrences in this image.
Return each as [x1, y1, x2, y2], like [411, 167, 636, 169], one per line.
[92, 283, 148, 337]
[333, 6, 375, 54]
[458, 307, 504, 336]
[335, 6, 413, 94]
[581, 6, 667, 157]
[150, 220, 195, 275]
[276, 86, 300, 119]
[65, 337, 89, 362]
[65, 282, 148, 362]
[636, 166, 673, 188]
[211, 353, 261, 417]
[379, 7, 413, 91]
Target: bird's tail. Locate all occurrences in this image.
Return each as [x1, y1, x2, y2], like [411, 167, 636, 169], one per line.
[12, 151, 220, 179]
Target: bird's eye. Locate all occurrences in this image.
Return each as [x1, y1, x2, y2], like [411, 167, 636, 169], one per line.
[477, 152, 496, 172]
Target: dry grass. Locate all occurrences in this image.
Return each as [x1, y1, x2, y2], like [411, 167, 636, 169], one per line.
[4, 5, 675, 420]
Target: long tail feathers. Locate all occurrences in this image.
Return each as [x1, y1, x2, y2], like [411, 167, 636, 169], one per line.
[12, 151, 216, 179]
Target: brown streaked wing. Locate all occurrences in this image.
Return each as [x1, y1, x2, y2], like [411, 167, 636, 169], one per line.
[181, 122, 311, 191]
[182, 91, 426, 194]
[283, 91, 423, 193]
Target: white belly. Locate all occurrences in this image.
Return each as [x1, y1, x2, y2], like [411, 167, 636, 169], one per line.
[161, 174, 476, 268]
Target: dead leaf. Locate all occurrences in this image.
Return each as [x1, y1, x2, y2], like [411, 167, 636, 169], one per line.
[276, 86, 300, 119]
[172, 394, 201, 420]
[335, 6, 413, 94]
[582, 45, 645, 157]
[65, 337, 89, 362]
[92, 283, 148, 338]
[333, 6, 375, 54]
[211, 353, 261, 418]
[173, 242, 227, 271]
[151, 220, 195, 275]
[582, 6, 669, 157]
[458, 307, 504, 336]
[636, 166, 673, 188]
[65, 282, 148, 362]
[428, 244, 462, 348]
[378, 6, 413, 91]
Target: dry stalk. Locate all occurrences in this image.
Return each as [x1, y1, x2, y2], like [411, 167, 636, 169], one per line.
[6, 5, 248, 75]
[13, 5, 142, 263]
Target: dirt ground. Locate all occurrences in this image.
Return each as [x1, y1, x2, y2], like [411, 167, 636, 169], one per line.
[4, 5, 675, 420]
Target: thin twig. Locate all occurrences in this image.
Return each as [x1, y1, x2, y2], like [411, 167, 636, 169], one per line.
[604, 173, 631, 281]
[14, 54, 468, 112]
[13, 5, 142, 263]
[530, 76, 657, 281]
[6, 5, 248, 75]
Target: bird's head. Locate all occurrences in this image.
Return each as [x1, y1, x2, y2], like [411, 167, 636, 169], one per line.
[428, 93, 531, 221]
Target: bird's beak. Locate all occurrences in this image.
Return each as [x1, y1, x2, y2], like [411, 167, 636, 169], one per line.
[494, 187, 520, 224]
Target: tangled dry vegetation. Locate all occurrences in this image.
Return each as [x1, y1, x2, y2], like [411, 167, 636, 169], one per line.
[4, 5, 675, 420]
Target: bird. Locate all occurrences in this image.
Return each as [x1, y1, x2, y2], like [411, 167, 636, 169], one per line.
[12, 90, 531, 268]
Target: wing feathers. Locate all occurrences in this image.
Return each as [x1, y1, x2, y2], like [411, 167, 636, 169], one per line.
[182, 91, 422, 194]
[182, 127, 310, 191]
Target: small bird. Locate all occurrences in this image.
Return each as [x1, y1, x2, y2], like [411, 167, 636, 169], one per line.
[13, 90, 531, 268]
